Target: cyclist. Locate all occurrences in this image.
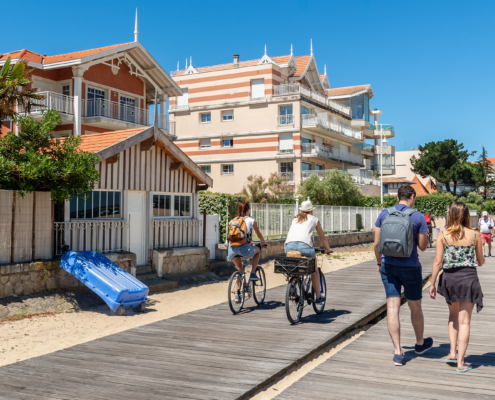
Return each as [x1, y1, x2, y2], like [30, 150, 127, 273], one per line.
[227, 201, 267, 301]
[284, 198, 332, 304]
[425, 212, 436, 244]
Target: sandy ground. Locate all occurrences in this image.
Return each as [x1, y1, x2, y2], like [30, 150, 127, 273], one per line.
[0, 249, 375, 366]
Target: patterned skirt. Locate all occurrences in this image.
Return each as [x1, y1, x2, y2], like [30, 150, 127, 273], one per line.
[438, 267, 484, 312]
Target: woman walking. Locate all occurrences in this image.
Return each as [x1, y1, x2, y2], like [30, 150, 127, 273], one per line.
[429, 202, 484, 372]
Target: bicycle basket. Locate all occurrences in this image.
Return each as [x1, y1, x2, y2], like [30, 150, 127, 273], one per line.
[274, 256, 316, 275]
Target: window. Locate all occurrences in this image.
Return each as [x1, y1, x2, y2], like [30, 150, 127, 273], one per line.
[200, 139, 211, 149]
[302, 162, 312, 171]
[250, 78, 265, 99]
[200, 165, 211, 175]
[280, 162, 293, 173]
[153, 194, 191, 218]
[120, 96, 136, 123]
[87, 87, 105, 117]
[278, 132, 293, 154]
[69, 191, 121, 219]
[301, 137, 312, 145]
[222, 110, 233, 121]
[177, 88, 188, 107]
[301, 106, 310, 115]
[279, 104, 293, 125]
[200, 113, 211, 123]
[153, 194, 171, 217]
[222, 165, 234, 175]
[62, 84, 70, 97]
[315, 164, 324, 171]
[222, 139, 233, 147]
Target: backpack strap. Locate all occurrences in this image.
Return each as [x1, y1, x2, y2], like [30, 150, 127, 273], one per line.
[403, 208, 416, 216]
[387, 206, 397, 215]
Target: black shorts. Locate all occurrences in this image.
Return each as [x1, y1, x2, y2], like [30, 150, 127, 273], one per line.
[427, 224, 432, 234]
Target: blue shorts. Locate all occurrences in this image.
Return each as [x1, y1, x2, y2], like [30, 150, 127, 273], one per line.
[285, 241, 315, 257]
[380, 264, 423, 301]
[227, 242, 255, 261]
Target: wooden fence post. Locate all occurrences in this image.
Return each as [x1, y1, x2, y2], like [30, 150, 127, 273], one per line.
[10, 191, 16, 263]
[203, 209, 207, 247]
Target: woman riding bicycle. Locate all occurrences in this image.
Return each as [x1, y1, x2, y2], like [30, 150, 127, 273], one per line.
[228, 201, 267, 283]
[285, 198, 332, 304]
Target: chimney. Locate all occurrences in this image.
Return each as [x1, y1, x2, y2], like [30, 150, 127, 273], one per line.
[411, 147, 413, 150]
[233, 54, 240, 68]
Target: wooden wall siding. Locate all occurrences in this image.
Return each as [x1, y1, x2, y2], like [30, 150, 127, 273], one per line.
[96, 144, 198, 193]
[0, 190, 53, 265]
[153, 220, 202, 248]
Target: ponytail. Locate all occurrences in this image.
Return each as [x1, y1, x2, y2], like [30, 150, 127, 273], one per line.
[238, 200, 250, 217]
[294, 211, 309, 224]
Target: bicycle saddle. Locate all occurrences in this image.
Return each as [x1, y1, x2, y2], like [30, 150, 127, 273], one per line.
[286, 250, 304, 258]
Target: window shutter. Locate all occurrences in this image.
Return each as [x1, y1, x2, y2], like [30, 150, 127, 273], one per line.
[251, 79, 265, 99]
[279, 133, 293, 151]
[177, 89, 188, 106]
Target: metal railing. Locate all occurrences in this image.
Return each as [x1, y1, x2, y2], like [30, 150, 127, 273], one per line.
[277, 172, 294, 182]
[301, 169, 381, 186]
[250, 203, 382, 239]
[369, 124, 395, 132]
[18, 91, 74, 115]
[82, 98, 168, 130]
[277, 114, 294, 126]
[273, 83, 351, 116]
[301, 114, 362, 140]
[276, 145, 294, 155]
[354, 143, 375, 152]
[301, 143, 363, 165]
[153, 219, 203, 248]
[54, 221, 129, 255]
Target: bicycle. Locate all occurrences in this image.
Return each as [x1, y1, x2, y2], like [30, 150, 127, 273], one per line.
[427, 231, 433, 248]
[227, 243, 267, 314]
[274, 247, 327, 324]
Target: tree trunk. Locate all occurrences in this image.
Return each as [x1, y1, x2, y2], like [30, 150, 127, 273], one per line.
[444, 182, 452, 193]
[453, 181, 457, 195]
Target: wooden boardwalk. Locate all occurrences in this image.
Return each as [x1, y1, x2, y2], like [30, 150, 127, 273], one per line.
[276, 257, 495, 400]
[0, 252, 436, 400]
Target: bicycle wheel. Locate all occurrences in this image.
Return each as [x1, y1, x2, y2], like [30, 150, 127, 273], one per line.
[285, 277, 303, 324]
[228, 271, 245, 314]
[252, 267, 266, 305]
[312, 268, 327, 314]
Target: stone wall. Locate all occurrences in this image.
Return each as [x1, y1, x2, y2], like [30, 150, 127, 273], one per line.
[215, 231, 375, 260]
[0, 252, 135, 299]
[153, 247, 209, 278]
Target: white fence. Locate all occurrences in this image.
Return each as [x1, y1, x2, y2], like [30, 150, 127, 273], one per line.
[153, 219, 203, 248]
[250, 203, 382, 240]
[54, 221, 130, 255]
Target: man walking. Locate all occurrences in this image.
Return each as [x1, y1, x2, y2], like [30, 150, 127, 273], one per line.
[374, 185, 433, 366]
[479, 211, 494, 257]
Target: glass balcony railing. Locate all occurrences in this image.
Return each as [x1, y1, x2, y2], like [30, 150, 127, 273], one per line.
[369, 124, 394, 132]
[354, 143, 375, 152]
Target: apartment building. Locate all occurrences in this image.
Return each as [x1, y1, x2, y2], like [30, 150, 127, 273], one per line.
[0, 20, 181, 139]
[169, 45, 393, 195]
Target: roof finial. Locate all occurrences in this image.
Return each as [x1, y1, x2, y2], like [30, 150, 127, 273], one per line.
[264, 44, 267, 56]
[310, 39, 313, 55]
[324, 64, 327, 75]
[190, 56, 192, 67]
[186, 58, 188, 68]
[134, 8, 139, 42]
[291, 44, 293, 56]
[177, 61, 179, 71]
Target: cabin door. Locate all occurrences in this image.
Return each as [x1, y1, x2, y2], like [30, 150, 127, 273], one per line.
[128, 191, 147, 266]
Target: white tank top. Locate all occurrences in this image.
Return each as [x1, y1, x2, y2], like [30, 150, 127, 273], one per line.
[285, 214, 319, 247]
[244, 216, 254, 236]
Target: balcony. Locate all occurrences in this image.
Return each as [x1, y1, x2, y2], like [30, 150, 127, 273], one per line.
[301, 114, 362, 142]
[277, 114, 294, 126]
[301, 169, 380, 186]
[301, 143, 363, 166]
[276, 146, 295, 156]
[354, 143, 375, 153]
[277, 172, 294, 183]
[169, 100, 189, 111]
[369, 124, 395, 138]
[82, 99, 168, 131]
[273, 84, 351, 116]
[18, 91, 74, 118]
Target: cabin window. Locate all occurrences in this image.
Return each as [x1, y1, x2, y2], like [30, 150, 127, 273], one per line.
[153, 194, 172, 217]
[153, 194, 192, 218]
[69, 190, 121, 219]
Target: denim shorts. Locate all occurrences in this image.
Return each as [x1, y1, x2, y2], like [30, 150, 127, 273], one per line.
[227, 242, 255, 261]
[285, 241, 315, 257]
[380, 264, 423, 301]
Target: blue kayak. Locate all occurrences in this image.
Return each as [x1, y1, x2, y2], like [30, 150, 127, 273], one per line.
[60, 251, 149, 314]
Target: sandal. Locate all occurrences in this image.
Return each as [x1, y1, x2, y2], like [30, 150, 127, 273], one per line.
[457, 364, 472, 373]
[445, 357, 457, 364]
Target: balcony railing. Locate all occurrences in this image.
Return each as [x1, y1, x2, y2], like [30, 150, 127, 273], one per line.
[354, 143, 375, 152]
[301, 143, 363, 165]
[369, 124, 395, 132]
[277, 146, 294, 155]
[277, 114, 294, 126]
[301, 114, 362, 140]
[18, 91, 74, 115]
[273, 83, 351, 116]
[82, 98, 168, 130]
[277, 172, 294, 182]
[301, 169, 381, 186]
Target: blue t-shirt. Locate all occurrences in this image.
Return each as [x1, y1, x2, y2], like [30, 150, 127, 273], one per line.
[375, 204, 428, 267]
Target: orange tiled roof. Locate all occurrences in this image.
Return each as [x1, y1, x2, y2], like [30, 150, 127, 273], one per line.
[326, 84, 370, 97]
[1, 43, 130, 64]
[382, 177, 414, 184]
[410, 176, 429, 196]
[56, 128, 146, 153]
[425, 178, 437, 194]
[173, 54, 311, 76]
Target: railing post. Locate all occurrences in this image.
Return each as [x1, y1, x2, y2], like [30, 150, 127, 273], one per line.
[340, 206, 343, 232]
[265, 203, 269, 239]
[295, 197, 299, 217]
[279, 205, 283, 238]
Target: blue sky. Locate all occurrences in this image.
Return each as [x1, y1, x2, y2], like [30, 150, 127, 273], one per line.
[5, 0, 493, 159]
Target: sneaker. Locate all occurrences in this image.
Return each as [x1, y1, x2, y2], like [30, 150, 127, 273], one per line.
[393, 353, 405, 366]
[234, 294, 241, 304]
[315, 297, 325, 305]
[250, 273, 260, 281]
[415, 337, 433, 354]
[489, 253, 492, 257]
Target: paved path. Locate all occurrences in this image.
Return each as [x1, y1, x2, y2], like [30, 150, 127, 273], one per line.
[0, 252, 436, 400]
[276, 257, 495, 400]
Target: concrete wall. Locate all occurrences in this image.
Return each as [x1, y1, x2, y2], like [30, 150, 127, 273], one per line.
[215, 231, 375, 260]
[0, 252, 135, 299]
[153, 247, 209, 278]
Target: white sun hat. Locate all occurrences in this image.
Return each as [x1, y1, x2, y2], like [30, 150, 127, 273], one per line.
[482, 211, 488, 216]
[299, 197, 315, 212]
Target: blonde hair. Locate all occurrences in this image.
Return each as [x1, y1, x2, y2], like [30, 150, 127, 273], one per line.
[294, 211, 309, 224]
[446, 202, 471, 241]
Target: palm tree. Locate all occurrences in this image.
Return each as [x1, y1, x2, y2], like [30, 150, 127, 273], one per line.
[0, 57, 43, 121]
